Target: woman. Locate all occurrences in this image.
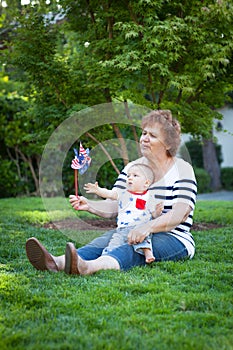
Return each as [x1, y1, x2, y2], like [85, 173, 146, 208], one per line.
[26, 110, 197, 275]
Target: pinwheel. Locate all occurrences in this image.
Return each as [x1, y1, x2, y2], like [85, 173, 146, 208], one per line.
[71, 142, 91, 197]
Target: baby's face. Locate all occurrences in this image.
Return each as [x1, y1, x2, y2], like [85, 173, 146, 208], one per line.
[126, 168, 148, 193]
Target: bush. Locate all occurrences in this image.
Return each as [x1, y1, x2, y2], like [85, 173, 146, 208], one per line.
[221, 167, 233, 190]
[183, 139, 223, 168]
[0, 158, 19, 198]
[0, 157, 35, 198]
[194, 167, 211, 194]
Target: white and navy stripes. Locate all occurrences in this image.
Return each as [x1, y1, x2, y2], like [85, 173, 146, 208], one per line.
[113, 158, 197, 258]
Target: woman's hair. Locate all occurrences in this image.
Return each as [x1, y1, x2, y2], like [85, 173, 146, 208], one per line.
[127, 163, 155, 185]
[141, 110, 181, 157]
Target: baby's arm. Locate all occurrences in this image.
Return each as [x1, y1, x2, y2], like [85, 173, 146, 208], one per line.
[151, 202, 164, 218]
[84, 182, 118, 200]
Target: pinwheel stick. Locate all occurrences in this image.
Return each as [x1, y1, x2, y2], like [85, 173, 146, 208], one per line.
[75, 169, 78, 197]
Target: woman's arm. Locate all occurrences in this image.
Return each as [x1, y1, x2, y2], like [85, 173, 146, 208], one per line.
[69, 195, 118, 218]
[128, 202, 192, 244]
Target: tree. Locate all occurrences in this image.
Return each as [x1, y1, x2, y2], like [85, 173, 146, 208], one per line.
[1, 0, 233, 195]
[60, 0, 233, 189]
[76, 0, 233, 189]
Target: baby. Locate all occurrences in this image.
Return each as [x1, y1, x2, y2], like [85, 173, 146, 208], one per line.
[84, 163, 163, 263]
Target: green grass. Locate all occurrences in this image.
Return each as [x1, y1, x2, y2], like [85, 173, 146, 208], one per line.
[194, 201, 233, 225]
[0, 197, 233, 350]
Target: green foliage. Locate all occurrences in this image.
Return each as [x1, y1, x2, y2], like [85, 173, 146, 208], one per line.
[100, 0, 233, 135]
[0, 197, 233, 349]
[221, 167, 233, 190]
[169, 102, 223, 138]
[1, 0, 233, 197]
[0, 157, 19, 197]
[194, 167, 211, 194]
[96, 158, 125, 190]
[182, 139, 223, 168]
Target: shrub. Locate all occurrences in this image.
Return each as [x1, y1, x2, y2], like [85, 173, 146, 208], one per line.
[0, 158, 19, 198]
[221, 167, 233, 190]
[194, 167, 211, 194]
[183, 139, 223, 168]
[0, 157, 35, 198]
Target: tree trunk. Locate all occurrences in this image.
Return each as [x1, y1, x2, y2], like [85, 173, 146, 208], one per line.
[202, 138, 222, 191]
[103, 88, 129, 166]
[124, 100, 141, 157]
[17, 147, 40, 195]
[111, 123, 129, 166]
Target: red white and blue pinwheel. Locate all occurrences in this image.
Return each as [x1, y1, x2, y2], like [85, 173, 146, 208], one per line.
[71, 142, 91, 196]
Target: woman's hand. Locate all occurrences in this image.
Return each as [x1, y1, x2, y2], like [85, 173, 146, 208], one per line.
[69, 195, 89, 211]
[127, 222, 152, 245]
[128, 203, 192, 244]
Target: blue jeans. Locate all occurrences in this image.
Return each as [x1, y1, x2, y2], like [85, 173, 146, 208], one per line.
[77, 229, 188, 271]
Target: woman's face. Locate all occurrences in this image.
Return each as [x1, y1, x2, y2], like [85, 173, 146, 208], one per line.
[140, 123, 167, 158]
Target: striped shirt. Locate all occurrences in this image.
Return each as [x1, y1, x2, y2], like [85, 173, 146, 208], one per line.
[113, 157, 197, 258]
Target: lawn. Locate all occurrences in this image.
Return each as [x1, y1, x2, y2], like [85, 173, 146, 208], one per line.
[0, 197, 232, 350]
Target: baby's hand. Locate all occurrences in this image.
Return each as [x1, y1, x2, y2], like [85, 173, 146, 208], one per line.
[155, 202, 164, 216]
[84, 181, 99, 194]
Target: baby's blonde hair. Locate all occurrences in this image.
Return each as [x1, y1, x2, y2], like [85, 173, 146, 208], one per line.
[127, 164, 155, 185]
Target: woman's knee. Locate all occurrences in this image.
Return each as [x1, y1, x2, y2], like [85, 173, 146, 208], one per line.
[152, 233, 188, 261]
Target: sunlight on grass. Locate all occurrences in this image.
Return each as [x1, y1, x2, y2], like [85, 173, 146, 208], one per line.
[17, 209, 74, 225]
[0, 197, 95, 226]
